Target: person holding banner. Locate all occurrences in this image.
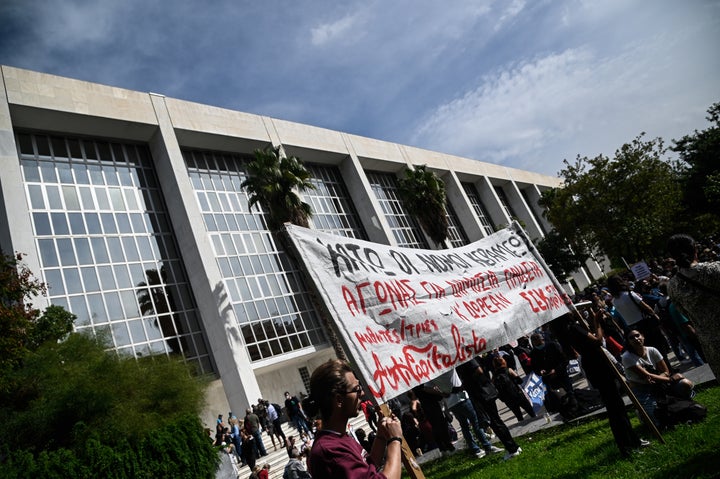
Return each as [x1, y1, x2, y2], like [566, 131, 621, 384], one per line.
[303, 359, 403, 479]
[563, 313, 647, 457]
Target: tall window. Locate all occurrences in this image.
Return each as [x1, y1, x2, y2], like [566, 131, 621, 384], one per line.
[305, 164, 367, 239]
[17, 133, 213, 374]
[494, 186, 516, 219]
[299, 366, 311, 396]
[183, 149, 327, 362]
[445, 201, 469, 248]
[365, 171, 428, 248]
[462, 183, 494, 235]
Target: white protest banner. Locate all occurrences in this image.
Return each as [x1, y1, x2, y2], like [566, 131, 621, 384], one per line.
[283, 222, 571, 403]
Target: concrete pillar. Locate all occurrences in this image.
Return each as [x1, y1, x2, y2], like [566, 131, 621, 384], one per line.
[339, 133, 395, 246]
[0, 68, 48, 308]
[443, 170, 484, 243]
[148, 93, 261, 415]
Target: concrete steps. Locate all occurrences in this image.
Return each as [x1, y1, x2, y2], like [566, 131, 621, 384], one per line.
[230, 414, 371, 479]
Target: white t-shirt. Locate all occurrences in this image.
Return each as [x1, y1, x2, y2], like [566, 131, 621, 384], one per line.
[612, 291, 645, 326]
[621, 346, 663, 384]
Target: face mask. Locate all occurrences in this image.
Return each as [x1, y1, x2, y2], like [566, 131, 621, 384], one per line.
[534, 343, 545, 350]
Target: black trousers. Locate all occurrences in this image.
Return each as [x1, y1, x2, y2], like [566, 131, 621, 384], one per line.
[472, 397, 519, 453]
[586, 366, 640, 456]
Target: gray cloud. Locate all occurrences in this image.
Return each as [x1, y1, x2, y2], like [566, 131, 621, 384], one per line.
[0, 0, 718, 177]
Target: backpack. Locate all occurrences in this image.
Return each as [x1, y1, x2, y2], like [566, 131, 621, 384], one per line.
[493, 372, 519, 401]
[655, 395, 707, 428]
[272, 403, 283, 415]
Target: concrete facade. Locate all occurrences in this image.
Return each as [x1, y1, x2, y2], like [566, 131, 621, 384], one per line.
[0, 66, 603, 429]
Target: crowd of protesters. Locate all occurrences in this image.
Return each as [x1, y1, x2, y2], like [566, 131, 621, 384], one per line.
[210, 234, 717, 477]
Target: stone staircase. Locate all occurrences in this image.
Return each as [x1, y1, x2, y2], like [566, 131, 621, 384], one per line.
[227, 414, 371, 479]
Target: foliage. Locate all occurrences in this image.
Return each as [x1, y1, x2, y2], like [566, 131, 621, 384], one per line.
[671, 102, 720, 238]
[0, 253, 75, 391]
[405, 385, 720, 479]
[397, 165, 449, 247]
[534, 230, 586, 282]
[0, 333, 217, 478]
[241, 146, 315, 230]
[539, 134, 682, 264]
[0, 414, 219, 479]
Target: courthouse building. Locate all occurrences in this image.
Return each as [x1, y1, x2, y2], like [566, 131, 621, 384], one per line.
[0, 66, 603, 426]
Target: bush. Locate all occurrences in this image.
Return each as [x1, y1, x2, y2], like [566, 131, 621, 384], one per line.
[0, 333, 219, 478]
[0, 414, 218, 479]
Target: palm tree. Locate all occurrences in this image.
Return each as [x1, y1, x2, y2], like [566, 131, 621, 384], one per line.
[240, 146, 347, 360]
[397, 165, 449, 247]
[241, 146, 315, 230]
[136, 266, 184, 355]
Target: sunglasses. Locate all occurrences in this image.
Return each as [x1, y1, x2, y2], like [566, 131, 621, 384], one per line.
[345, 384, 363, 395]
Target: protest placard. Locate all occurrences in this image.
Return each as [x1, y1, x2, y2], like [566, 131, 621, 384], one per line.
[283, 222, 570, 402]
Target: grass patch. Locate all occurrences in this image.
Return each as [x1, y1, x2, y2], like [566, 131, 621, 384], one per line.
[404, 386, 720, 479]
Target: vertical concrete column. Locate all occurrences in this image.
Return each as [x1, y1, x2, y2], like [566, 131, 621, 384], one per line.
[476, 176, 507, 231]
[525, 185, 553, 234]
[505, 181, 543, 240]
[584, 258, 604, 279]
[148, 93, 260, 414]
[0, 68, 48, 307]
[339, 133, 395, 246]
[570, 268, 592, 291]
[443, 171, 484, 243]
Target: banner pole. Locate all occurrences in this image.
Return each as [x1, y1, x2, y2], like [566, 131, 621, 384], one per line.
[510, 222, 664, 444]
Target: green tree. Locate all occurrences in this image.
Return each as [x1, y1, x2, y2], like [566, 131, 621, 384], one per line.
[0, 257, 217, 478]
[534, 230, 586, 282]
[241, 146, 315, 230]
[0, 333, 218, 478]
[239, 146, 348, 360]
[539, 134, 682, 265]
[671, 101, 720, 238]
[397, 165, 449, 247]
[0, 253, 74, 390]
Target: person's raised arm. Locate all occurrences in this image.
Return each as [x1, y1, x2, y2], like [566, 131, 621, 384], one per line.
[369, 415, 403, 479]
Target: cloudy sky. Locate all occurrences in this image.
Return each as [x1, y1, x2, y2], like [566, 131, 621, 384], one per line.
[1, 0, 718, 177]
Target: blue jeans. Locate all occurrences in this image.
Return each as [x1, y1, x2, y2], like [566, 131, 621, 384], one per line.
[450, 399, 492, 454]
[631, 385, 659, 426]
[252, 430, 267, 456]
[292, 413, 312, 436]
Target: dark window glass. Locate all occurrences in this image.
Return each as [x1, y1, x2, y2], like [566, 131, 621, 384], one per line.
[91, 237, 109, 263]
[68, 213, 86, 234]
[33, 213, 52, 236]
[38, 239, 58, 267]
[74, 238, 93, 264]
[63, 268, 82, 294]
[81, 267, 100, 292]
[56, 238, 76, 266]
[85, 213, 102, 234]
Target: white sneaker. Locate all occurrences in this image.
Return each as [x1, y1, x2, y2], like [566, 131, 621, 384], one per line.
[487, 446, 504, 454]
[639, 439, 651, 447]
[475, 450, 486, 458]
[503, 447, 522, 460]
